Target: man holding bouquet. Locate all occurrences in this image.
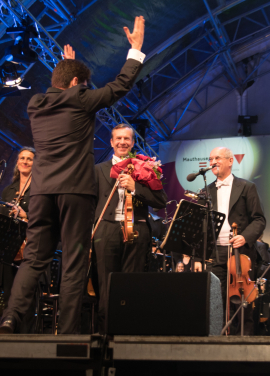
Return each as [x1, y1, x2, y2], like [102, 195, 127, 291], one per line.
[93, 124, 167, 333]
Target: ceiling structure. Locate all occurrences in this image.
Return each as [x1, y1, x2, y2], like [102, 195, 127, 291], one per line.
[0, 0, 270, 165]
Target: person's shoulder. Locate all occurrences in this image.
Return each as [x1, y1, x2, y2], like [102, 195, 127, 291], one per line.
[95, 160, 112, 173]
[96, 160, 112, 168]
[76, 84, 92, 97]
[1, 184, 10, 197]
[233, 175, 255, 187]
[1, 180, 18, 197]
[28, 92, 46, 108]
[29, 92, 45, 101]
[208, 180, 216, 189]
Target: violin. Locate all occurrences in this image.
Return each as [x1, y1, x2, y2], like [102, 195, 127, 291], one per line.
[6, 174, 32, 261]
[227, 223, 258, 305]
[87, 163, 139, 296]
[121, 164, 139, 243]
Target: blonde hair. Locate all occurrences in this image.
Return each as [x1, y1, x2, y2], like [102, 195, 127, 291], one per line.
[12, 147, 36, 182]
[175, 261, 184, 273]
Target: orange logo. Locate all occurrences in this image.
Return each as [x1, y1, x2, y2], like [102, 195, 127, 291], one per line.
[234, 154, 245, 164]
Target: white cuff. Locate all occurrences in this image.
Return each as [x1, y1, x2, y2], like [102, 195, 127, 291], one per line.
[127, 49, 145, 64]
[130, 190, 136, 196]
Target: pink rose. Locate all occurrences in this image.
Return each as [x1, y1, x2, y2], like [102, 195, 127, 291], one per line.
[110, 157, 163, 190]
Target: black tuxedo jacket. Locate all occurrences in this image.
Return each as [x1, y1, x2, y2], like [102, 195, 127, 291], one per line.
[27, 58, 142, 196]
[207, 176, 266, 258]
[94, 160, 167, 222]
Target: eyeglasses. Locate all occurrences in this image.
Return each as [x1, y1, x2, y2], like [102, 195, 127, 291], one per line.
[208, 156, 230, 162]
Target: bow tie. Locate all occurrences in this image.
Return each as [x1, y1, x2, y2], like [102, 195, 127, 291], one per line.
[112, 156, 122, 165]
[215, 180, 230, 188]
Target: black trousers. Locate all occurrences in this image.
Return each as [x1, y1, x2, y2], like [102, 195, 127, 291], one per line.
[207, 245, 255, 335]
[92, 220, 151, 334]
[0, 263, 36, 333]
[3, 194, 95, 334]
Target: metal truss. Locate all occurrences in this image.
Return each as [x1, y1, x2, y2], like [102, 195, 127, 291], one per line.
[93, 88, 159, 159]
[0, 128, 22, 149]
[124, 0, 270, 137]
[1, 0, 270, 154]
[0, 0, 70, 70]
[161, 46, 270, 139]
[0, 0, 159, 159]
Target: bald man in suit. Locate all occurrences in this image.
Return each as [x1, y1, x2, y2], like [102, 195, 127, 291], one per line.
[206, 147, 266, 335]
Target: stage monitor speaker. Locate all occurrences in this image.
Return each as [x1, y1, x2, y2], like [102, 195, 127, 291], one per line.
[107, 272, 223, 336]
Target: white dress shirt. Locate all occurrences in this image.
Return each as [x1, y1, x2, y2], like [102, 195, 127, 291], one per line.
[112, 155, 126, 221]
[127, 49, 146, 63]
[216, 173, 234, 246]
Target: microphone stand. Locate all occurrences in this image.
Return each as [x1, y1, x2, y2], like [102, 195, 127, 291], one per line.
[202, 172, 219, 271]
[154, 201, 176, 272]
[0, 160, 7, 184]
[162, 206, 168, 273]
[221, 263, 270, 335]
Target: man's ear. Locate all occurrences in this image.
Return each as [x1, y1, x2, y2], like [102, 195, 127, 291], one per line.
[69, 77, 78, 88]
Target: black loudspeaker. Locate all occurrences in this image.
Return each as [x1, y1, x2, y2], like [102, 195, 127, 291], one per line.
[107, 272, 223, 336]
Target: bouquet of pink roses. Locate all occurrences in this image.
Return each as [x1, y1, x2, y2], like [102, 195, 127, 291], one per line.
[110, 153, 163, 190]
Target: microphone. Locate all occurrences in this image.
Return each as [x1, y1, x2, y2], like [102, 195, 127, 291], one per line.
[0, 160, 7, 168]
[186, 164, 216, 182]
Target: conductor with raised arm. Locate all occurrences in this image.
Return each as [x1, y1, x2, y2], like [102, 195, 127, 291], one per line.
[0, 16, 146, 334]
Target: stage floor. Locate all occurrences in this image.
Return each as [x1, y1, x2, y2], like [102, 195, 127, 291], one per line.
[109, 335, 270, 362]
[1, 334, 270, 374]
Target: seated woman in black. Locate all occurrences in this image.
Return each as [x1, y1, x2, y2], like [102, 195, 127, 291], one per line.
[0, 146, 35, 332]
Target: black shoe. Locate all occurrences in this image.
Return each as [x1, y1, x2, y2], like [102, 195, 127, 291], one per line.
[0, 316, 16, 334]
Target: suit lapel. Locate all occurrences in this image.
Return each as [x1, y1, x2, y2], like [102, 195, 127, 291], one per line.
[101, 160, 116, 187]
[208, 182, 217, 211]
[229, 176, 246, 213]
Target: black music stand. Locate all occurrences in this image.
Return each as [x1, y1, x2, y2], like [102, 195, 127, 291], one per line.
[163, 200, 225, 271]
[0, 213, 28, 266]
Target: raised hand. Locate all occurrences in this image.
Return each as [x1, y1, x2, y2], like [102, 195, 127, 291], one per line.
[63, 44, 75, 60]
[123, 16, 145, 51]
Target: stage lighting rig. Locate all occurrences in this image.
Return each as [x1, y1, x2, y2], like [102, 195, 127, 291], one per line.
[131, 119, 151, 148]
[0, 61, 31, 97]
[238, 115, 258, 137]
[4, 20, 38, 64]
[1, 61, 22, 86]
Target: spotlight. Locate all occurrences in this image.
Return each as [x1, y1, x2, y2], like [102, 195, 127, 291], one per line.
[0, 62, 22, 87]
[5, 22, 38, 64]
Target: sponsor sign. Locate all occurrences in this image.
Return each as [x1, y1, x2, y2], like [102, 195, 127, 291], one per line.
[175, 138, 254, 192]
